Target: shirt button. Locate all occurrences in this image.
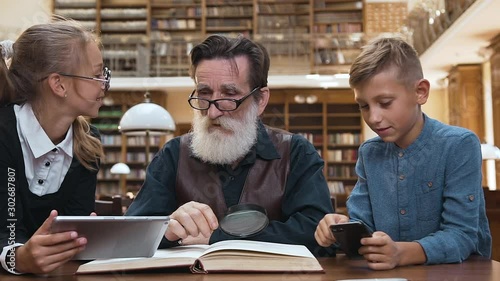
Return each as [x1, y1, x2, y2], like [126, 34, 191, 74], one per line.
[469, 195, 475, 201]
[45, 162, 50, 167]
[398, 152, 403, 157]
[230, 176, 235, 181]
[38, 179, 44, 185]
[400, 209, 406, 215]
[427, 182, 433, 187]
[399, 175, 405, 180]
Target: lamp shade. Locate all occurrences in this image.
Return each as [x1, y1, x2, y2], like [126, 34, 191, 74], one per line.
[110, 162, 131, 174]
[119, 102, 176, 136]
[480, 143, 500, 160]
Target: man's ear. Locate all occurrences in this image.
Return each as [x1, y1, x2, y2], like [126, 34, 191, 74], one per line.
[47, 73, 67, 98]
[415, 78, 430, 105]
[257, 87, 270, 116]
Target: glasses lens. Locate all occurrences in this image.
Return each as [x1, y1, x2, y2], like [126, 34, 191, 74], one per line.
[216, 100, 237, 111]
[103, 66, 111, 91]
[194, 98, 209, 109]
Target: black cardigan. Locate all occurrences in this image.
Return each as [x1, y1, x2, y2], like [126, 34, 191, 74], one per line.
[0, 105, 98, 248]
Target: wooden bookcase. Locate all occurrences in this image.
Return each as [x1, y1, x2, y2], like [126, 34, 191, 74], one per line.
[92, 91, 169, 196]
[52, 0, 367, 76]
[311, 0, 364, 74]
[262, 88, 362, 200]
[149, 0, 203, 76]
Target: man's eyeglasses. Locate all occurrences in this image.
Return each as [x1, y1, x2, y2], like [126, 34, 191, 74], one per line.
[59, 66, 111, 92]
[188, 87, 261, 112]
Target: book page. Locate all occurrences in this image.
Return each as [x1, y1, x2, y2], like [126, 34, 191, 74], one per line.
[77, 245, 209, 274]
[201, 240, 315, 258]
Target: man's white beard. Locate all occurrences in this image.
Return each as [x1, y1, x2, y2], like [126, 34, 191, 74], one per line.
[190, 102, 259, 165]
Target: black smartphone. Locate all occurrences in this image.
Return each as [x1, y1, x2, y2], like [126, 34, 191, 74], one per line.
[330, 221, 373, 258]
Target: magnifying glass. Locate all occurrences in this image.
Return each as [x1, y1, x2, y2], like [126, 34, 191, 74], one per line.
[219, 203, 269, 238]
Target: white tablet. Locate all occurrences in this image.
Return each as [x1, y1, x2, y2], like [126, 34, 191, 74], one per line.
[51, 216, 169, 260]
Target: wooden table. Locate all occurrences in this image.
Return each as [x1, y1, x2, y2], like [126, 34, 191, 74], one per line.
[1, 255, 499, 281]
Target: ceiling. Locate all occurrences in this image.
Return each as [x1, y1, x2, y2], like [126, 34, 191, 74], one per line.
[113, 0, 500, 91]
[420, 0, 500, 88]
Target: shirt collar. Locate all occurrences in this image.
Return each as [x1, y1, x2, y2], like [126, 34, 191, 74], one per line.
[17, 103, 73, 158]
[392, 113, 432, 155]
[254, 120, 281, 161]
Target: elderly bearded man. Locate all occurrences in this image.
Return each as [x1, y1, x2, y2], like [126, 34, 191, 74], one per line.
[126, 34, 334, 255]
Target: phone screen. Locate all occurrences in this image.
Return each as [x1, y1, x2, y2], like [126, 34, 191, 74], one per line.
[330, 221, 373, 258]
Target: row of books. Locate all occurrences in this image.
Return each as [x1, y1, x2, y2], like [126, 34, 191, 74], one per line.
[151, 0, 200, 5]
[101, 8, 147, 19]
[152, 19, 198, 30]
[257, 4, 309, 14]
[297, 132, 324, 145]
[101, 135, 122, 146]
[314, 12, 363, 23]
[206, 19, 252, 28]
[258, 15, 310, 29]
[102, 151, 122, 163]
[126, 136, 163, 146]
[54, 8, 96, 19]
[327, 181, 346, 195]
[206, 6, 253, 16]
[314, 0, 363, 10]
[125, 152, 157, 162]
[153, 7, 201, 18]
[55, 0, 95, 8]
[326, 165, 356, 178]
[328, 133, 361, 145]
[101, 21, 148, 32]
[313, 23, 363, 34]
[325, 149, 358, 162]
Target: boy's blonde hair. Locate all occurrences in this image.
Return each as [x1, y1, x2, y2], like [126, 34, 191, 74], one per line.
[349, 35, 423, 90]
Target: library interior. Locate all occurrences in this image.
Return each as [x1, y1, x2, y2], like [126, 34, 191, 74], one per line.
[2, 0, 500, 275]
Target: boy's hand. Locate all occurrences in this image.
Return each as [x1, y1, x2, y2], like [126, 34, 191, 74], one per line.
[359, 231, 400, 270]
[314, 214, 349, 247]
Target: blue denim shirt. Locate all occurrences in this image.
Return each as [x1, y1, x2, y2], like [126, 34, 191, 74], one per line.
[347, 114, 492, 264]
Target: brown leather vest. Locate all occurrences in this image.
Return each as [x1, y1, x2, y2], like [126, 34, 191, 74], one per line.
[176, 126, 292, 221]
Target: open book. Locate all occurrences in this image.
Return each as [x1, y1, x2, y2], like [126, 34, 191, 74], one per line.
[77, 240, 323, 274]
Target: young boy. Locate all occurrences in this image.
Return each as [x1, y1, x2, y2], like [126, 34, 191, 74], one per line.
[314, 36, 492, 270]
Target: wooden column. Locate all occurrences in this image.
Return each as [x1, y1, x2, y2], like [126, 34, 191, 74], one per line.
[447, 64, 485, 186]
[490, 34, 500, 189]
[447, 64, 484, 138]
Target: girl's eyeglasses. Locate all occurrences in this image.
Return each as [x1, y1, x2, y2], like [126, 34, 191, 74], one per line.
[58, 66, 111, 92]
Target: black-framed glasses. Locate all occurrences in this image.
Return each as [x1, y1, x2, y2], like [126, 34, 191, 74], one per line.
[188, 87, 261, 112]
[59, 66, 111, 92]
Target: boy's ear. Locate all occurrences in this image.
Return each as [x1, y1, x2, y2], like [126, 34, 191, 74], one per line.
[47, 73, 67, 98]
[415, 79, 430, 105]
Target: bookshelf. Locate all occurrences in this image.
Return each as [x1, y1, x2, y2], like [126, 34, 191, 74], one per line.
[311, 0, 365, 74]
[205, 0, 254, 36]
[92, 91, 168, 196]
[149, 0, 203, 76]
[262, 88, 362, 201]
[52, 0, 368, 76]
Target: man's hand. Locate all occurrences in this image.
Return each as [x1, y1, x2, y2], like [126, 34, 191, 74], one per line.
[14, 210, 88, 274]
[314, 214, 349, 247]
[165, 201, 218, 243]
